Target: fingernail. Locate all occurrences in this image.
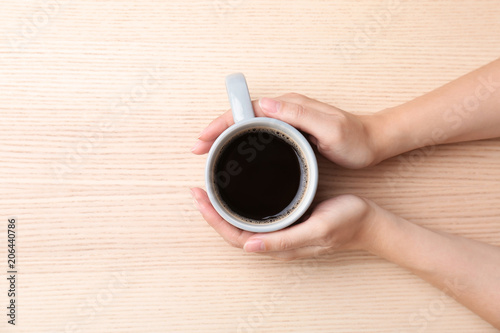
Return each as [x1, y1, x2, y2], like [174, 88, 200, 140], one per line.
[192, 197, 200, 210]
[191, 140, 201, 152]
[244, 239, 265, 253]
[259, 98, 280, 113]
[190, 188, 200, 210]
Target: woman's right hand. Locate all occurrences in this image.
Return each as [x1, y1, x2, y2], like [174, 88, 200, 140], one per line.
[192, 93, 386, 169]
[191, 187, 378, 261]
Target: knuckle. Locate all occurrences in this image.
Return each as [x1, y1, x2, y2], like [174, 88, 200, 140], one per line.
[318, 234, 335, 248]
[333, 111, 348, 123]
[318, 135, 335, 151]
[340, 194, 370, 211]
[314, 223, 335, 248]
[291, 103, 307, 120]
[316, 231, 333, 248]
[325, 119, 347, 144]
[228, 240, 240, 248]
[226, 235, 243, 249]
[277, 237, 293, 251]
[235, 233, 248, 247]
[283, 92, 305, 102]
[343, 193, 361, 202]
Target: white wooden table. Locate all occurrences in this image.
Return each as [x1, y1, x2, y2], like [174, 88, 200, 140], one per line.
[1, 1, 499, 332]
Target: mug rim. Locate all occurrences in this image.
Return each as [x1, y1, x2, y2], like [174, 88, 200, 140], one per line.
[205, 117, 318, 233]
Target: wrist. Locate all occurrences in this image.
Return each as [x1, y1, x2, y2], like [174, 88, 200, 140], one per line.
[354, 199, 404, 255]
[361, 107, 416, 165]
[350, 197, 384, 251]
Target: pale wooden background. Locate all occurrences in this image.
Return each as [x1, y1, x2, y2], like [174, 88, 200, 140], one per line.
[1, 1, 499, 332]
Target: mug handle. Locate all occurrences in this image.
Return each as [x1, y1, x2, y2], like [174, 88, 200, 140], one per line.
[225, 73, 255, 123]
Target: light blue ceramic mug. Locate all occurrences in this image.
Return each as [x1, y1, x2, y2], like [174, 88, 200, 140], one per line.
[205, 73, 318, 232]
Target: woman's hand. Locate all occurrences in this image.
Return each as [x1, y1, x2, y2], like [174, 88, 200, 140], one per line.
[190, 187, 376, 261]
[191, 93, 384, 169]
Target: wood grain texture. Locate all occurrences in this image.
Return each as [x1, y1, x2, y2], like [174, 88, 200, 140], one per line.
[1, 0, 500, 332]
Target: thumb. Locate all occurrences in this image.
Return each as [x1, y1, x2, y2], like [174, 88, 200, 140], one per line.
[258, 97, 326, 138]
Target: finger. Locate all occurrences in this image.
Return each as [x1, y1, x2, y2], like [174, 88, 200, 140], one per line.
[258, 97, 329, 140]
[190, 187, 254, 248]
[243, 214, 324, 253]
[198, 111, 233, 142]
[191, 139, 215, 155]
[198, 100, 265, 142]
[277, 93, 334, 113]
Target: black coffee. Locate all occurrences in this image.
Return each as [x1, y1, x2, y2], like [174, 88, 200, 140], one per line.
[213, 128, 307, 222]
